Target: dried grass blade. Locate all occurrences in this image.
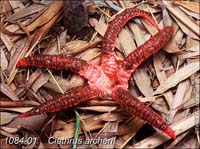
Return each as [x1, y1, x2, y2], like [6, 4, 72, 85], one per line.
[154, 62, 199, 95]
[89, 18, 107, 37]
[0, 107, 33, 114]
[1, 127, 19, 134]
[172, 109, 190, 124]
[141, 19, 158, 35]
[104, 0, 121, 11]
[73, 110, 81, 149]
[47, 69, 64, 94]
[15, 70, 42, 97]
[163, 39, 182, 53]
[0, 101, 18, 107]
[166, 131, 190, 148]
[161, 6, 182, 53]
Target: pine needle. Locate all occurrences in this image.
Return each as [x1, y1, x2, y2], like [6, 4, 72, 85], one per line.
[47, 69, 64, 94]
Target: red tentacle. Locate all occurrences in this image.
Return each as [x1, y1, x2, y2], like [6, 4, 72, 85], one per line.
[102, 8, 160, 54]
[101, 8, 160, 77]
[16, 55, 88, 73]
[18, 86, 106, 118]
[122, 26, 174, 71]
[112, 87, 176, 139]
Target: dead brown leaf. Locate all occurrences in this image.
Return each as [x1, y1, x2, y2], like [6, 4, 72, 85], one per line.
[17, 1, 63, 33]
[171, 14, 199, 40]
[53, 116, 104, 139]
[168, 79, 190, 123]
[133, 67, 154, 97]
[98, 122, 118, 149]
[99, 112, 130, 122]
[89, 18, 121, 51]
[163, 1, 199, 36]
[118, 28, 136, 56]
[77, 106, 118, 113]
[154, 62, 199, 95]
[172, 0, 200, 14]
[6, 115, 47, 131]
[153, 54, 174, 107]
[117, 118, 144, 148]
[31, 73, 50, 93]
[6, 4, 46, 23]
[0, 83, 20, 101]
[1, 1, 199, 148]
[129, 23, 145, 46]
[0, 49, 8, 70]
[26, 10, 62, 57]
[0, 112, 17, 125]
[62, 40, 100, 55]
